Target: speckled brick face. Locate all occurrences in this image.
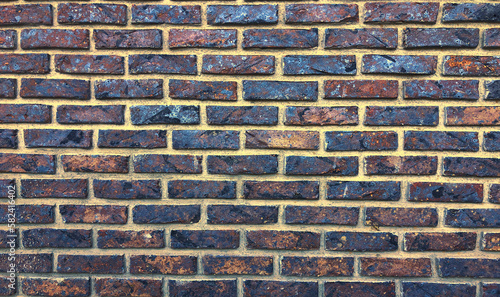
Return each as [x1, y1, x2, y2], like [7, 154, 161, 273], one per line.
[5, 0, 500, 296]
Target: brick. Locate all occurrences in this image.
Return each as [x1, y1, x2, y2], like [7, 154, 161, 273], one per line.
[132, 5, 201, 24]
[244, 280, 318, 297]
[207, 155, 278, 175]
[129, 55, 196, 74]
[130, 105, 199, 125]
[94, 180, 160, 199]
[95, 79, 163, 99]
[0, 277, 15, 296]
[404, 28, 479, 48]
[443, 3, 500, 22]
[0, 153, 55, 174]
[57, 105, 124, 124]
[0, 104, 50, 123]
[446, 107, 500, 126]
[22, 229, 91, 248]
[325, 282, 396, 297]
[0, 253, 52, 273]
[170, 280, 237, 297]
[169, 29, 236, 48]
[21, 79, 90, 100]
[58, 255, 124, 274]
[60, 205, 127, 224]
[445, 209, 500, 228]
[324, 80, 398, 99]
[58, 4, 126, 25]
[0, 129, 16, 148]
[483, 233, 500, 251]
[365, 106, 438, 126]
[283, 55, 356, 75]
[0, 204, 53, 224]
[246, 130, 319, 149]
[97, 230, 164, 249]
[0, 31, 15, 49]
[168, 180, 236, 199]
[360, 258, 431, 277]
[169, 79, 237, 101]
[365, 2, 439, 23]
[0, 5, 52, 26]
[22, 278, 90, 297]
[202, 55, 274, 75]
[484, 284, 500, 297]
[485, 132, 500, 151]
[207, 5, 277, 25]
[438, 258, 500, 278]
[243, 81, 318, 101]
[327, 181, 401, 201]
[247, 230, 320, 250]
[484, 29, 500, 48]
[133, 205, 200, 224]
[365, 156, 438, 175]
[491, 185, 500, 204]
[405, 232, 476, 252]
[95, 278, 162, 297]
[326, 232, 398, 251]
[282, 257, 353, 277]
[362, 55, 437, 75]
[55, 55, 124, 74]
[366, 207, 438, 227]
[97, 130, 166, 148]
[21, 179, 87, 198]
[0, 54, 49, 74]
[21, 29, 89, 49]
[243, 29, 318, 49]
[173, 130, 239, 150]
[203, 256, 273, 275]
[285, 206, 358, 225]
[207, 205, 278, 224]
[95, 30, 162, 49]
[325, 29, 397, 49]
[403, 283, 476, 297]
[404, 131, 479, 151]
[243, 181, 319, 200]
[133, 154, 202, 174]
[409, 182, 483, 203]
[0, 179, 15, 198]
[0, 78, 16, 98]
[404, 80, 479, 100]
[0, 229, 16, 248]
[444, 157, 500, 177]
[62, 155, 129, 173]
[486, 81, 500, 99]
[326, 131, 397, 151]
[171, 230, 239, 249]
[130, 255, 196, 275]
[286, 4, 357, 24]
[443, 56, 500, 76]
[286, 107, 358, 126]
[207, 106, 277, 126]
[286, 156, 358, 176]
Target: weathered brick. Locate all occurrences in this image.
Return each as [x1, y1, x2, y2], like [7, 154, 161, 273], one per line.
[365, 106, 438, 126]
[404, 80, 479, 100]
[0, 204, 53, 224]
[207, 205, 278, 224]
[0, 153, 55, 174]
[439, 258, 500, 278]
[0, 78, 16, 98]
[169, 29, 236, 48]
[170, 280, 237, 297]
[324, 80, 398, 99]
[285, 206, 358, 225]
[130, 255, 196, 275]
[0, 54, 49, 74]
[365, 2, 439, 23]
[207, 155, 277, 175]
[130, 105, 199, 125]
[60, 205, 127, 224]
[134, 155, 202, 174]
[243, 29, 318, 49]
[362, 55, 437, 75]
[247, 230, 320, 250]
[244, 280, 318, 297]
[366, 207, 438, 227]
[483, 233, 500, 251]
[58, 4, 127, 25]
[0, 253, 52, 273]
[491, 185, 500, 204]
[202, 55, 274, 75]
[55, 55, 124, 74]
[484, 284, 500, 297]
[326, 131, 397, 151]
[21, 29, 89, 49]
[95, 79, 163, 99]
[22, 229, 91, 248]
[326, 232, 398, 251]
[207, 106, 277, 126]
[98, 230, 164, 249]
[207, 5, 277, 25]
[404, 131, 479, 151]
[403, 282, 476, 297]
[62, 155, 129, 173]
[0, 229, 16, 248]
[443, 56, 500, 76]
[404, 28, 479, 48]
[445, 209, 500, 227]
[57, 105, 124, 124]
[283, 55, 356, 75]
[243, 81, 318, 101]
[171, 230, 239, 249]
[286, 4, 357, 23]
[244, 181, 319, 200]
[203, 256, 273, 275]
[0, 31, 15, 49]
[97, 130, 166, 148]
[129, 55, 196, 74]
[0, 277, 15, 296]
[168, 180, 236, 199]
[0, 129, 16, 148]
[22, 278, 90, 297]
[21, 179, 87, 198]
[446, 107, 500, 126]
[444, 157, 500, 177]
[173, 130, 239, 150]
[328, 181, 400, 201]
[94, 30, 161, 49]
[95, 278, 162, 297]
[325, 282, 396, 297]
[0, 104, 50, 123]
[286, 156, 358, 176]
[365, 156, 438, 175]
[484, 29, 500, 48]
[409, 182, 483, 203]
[21, 79, 90, 100]
[94, 180, 160, 199]
[246, 130, 319, 149]
[286, 107, 357, 126]
[325, 29, 397, 49]
[282, 257, 353, 277]
[486, 81, 500, 100]
[0, 5, 52, 26]
[0, 179, 15, 199]
[58, 255, 124, 274]
[133, 205, 200, 224]
[169, 79, 237, 101]
[360, 258, 432, 277]
[132, 5, 201, 24]
[443, 3, 500, 22]
[405, 232, 477, 251]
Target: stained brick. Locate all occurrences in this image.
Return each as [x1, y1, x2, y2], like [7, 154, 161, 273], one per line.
[483, 233, 500, 251]
[207, 205, 278, 224]
[285, 206, 358, 225]
[94, 179, 160, 199]
[365, 2, 439, 23]
[409, 182, 483, 203]
[203, 256, 273, 275]
[327, 181, 401, 201]
[244, 280, 318, 297]
[438, 258, 500, 278]
[404, 80, 480, 100]
[484, 284, 500, 297]
[58, 4, 127, 25]
[132, 5, 201, 24]
[169, 79, 237, 101]
[130, 105, 200, 125]
[171, 230, 239, 249]
[0, 253, 52, 273]
[444, 157, 500, 177]
[0, 5, 52, 26]
[207, 5, 278, 25]
[0, 277, 14, 296]
[0, 31, 15, 49]
[58, 255, 124, 274]
[365, 156, 438, 175]
[324, 80, 398, 99]
[133, 205, 200, 224]
[365, 207, 438, 227]
[95, 278, 162, 297]
[97, 230, 164, 249]
[404, 131, 479, 151]
[21, 29, 89, 49]
[169, 29, 236, 48]
[170, 280, 237, 297]
[130, 255, 197, 275]
[247, 230, 320, 250]
[284, 55, 356, 75]
[404, 28, 479, 48]
[0, 179, 15, 198]
[207, 155, 278, 175]
[134, 155, 202, 174]
[57, 105, 124, 124]
[0, 229, 16, 248]
[0, 129, 16, 148]
[96, 30, 161, 49]
[62, 155, 129, 173]
[491, 185, 500, 204]
[243, 181, 319, 200]
[21, 79, 90, 100]
[444, 56, 500, 76]
[286, 107, 357, 126]
[360, 258, 432, 277]
[365, 106, 438, 126]
[21, 179, 87, 198]
[97, 130, 166, 148]
[286, 4, 358, 24]
[281, 257, 353, 277]
[60, 205, 127, 224]
[202, 55, 274, 75]
[484, 29, 500, 48]
[485, 132, 500, 151]
[129, 55, 196, 74]
[168, 180, 236, 199]
[0, 54, 49, 74]
[207, 106, 278, 125]
[22, 229, 91, 248]
[405, 232, 477, 251]
[22, 278, 90, 297]
[0, 79, 16, 98]
[326, 232, 398, 251]
[445, 209, 500, 227]
[0, 104, 50, 123]
[403, 283, 476, 297]
[325, 282, 396, 297]
[486, 81, 500, 100]
[446, 107, 500, 126]
[55, 55, 124, 75]
[243, 81, 318, 101]
[95, 79, 163, 99]
[326, 131, 397, 151]
[286, 156, 357, 176]
[362, 55, 437, 75]
[325, 29, 398, 49]
[246, 130, 319, 149]
[443, 3, 500, 22]
[0, 204, 53, 224]
[173, 130, 239, 150]
[243, 29, 318, 49]
[0, 153, 55, 174]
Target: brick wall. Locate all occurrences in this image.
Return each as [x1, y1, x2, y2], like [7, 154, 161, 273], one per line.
[0, 1, 499, 297]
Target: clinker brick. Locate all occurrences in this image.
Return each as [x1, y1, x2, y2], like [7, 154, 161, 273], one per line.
[490, 184, 500, 204]
[285, 106, 358, 126]
[324, 80, 398, 99]
[405, 232, 477, 251]
[362, 55, 437, 75]
[170, 280, 237, 297]
[0, 79, 16, 98]
[443, 157, 500, 177]
[0, 31, 16, 49]
[365, 156, 438, 175]
[281, 257, 354, 277]
[443, 3, 500, 22]
[57, 255, 125, 274]
[443, 56, 500, 76]
[285, 206, 358, 225]
[62, 155, 129, 173]
[130, 255, 197, 275]
[0, 204, 54, 224]
[21, 29, 89, 49]
[438, 258, 500, 278]
[21, 79, 90, 100]
[169, 79, 237, 101]
[57, 105, 125, 124]
[243, 181, 319, 200]
[484, 284, 500, 297]
[95, 79, 163, 100]
[58, 4, 127, 25]
[0, 129, 17, 148]
[0, 54, 49, 74]
[22, 278, 90, 297]
[97, 230, 165, 249]
[202, 55, 274, 75]
[0, 153, 55, 174]
[169, 29, 236, 48]
[94, 179, 161, 199]
[244, 280, 318, 297]
[0, 5, 52, 26]
[207, 106, 278, 125]
[483, 233, 500, 251]
[21, 179, 87, 198]
[207, 5, 278, 25]
[283, 55, 356, 75]
[129, 55, 196, 74]
[325, 282, 396, 297]
[0, 254, 52, 273]
[286, 156, 358, 176]
[408, 182, 483, 203]
[326, 232, 398, 251]
[327, 181, 401, 201]
[404, 131, 479, 151]
[131, 5, 201, 24]
[485, 132, 500, 151]
[171, 230, 239, 249]
[243, 29, 318, 49]
[404, 28, 479, 48]
[60, 205, 127, 224]
[94, 278, 162, 297]
[168, 180, 236, 199]
[325, 29, 398, 49]
[133, 154, 202, 174]
[22, 229, 92, 248]
[243, 81, 318, 101]
[97, 130, 166, 148]
[246, 130, 319, 149]
[446, 107, 500, 126]
[55, 55, 124, 75]
[365, 207, 438, 227]
[365, 106, 438, 126]
[360, 258, 432, 277]
[0, 104, 50, 123]
[364, 2, 439, 23]
[404, 80, 480, 100]
[207, 155, 278, 175]
[172, 130, 239, 150]
[130, 105, 200, 125]
[247, 230, 320, 250]
[484, 29, 500, 48]
[445, 209, 500, 227]
[326, 131, 397, 151]
[94, 30, 162, 49]
[207, 205, 278, 224]
[285, 4, 358, 24]
[203, 256, 273, 275]
[403, 283, 476, 297]
[133, 205, 200, 224]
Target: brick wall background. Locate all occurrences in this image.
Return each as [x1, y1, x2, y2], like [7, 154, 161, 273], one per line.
[0, 1, 499, 296]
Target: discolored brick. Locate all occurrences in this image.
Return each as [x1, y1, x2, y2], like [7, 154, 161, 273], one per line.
[444, 157, 500, 177]
[58, 3, 126, 25]
[325, 282, 396, 297]
[325, 29, 397, 49]
[22, 229, 91, 248]
[443, 56, 500, 76]
[95, 79, 163, 99]
[0, 277, 15, 296]
[55, 55, 124, 74]
[244, 181, 319, 200]
[0, 5, 52, 26]
[57, 105, 124, 124]
[207, 106, 277, 126]
[243, 29, 318, 49]
[490, 185, 500, 204]
[365, 2, 439, 23]
[202, 55, 274, 75]
[403, 282, 476, 297]
[94, 30, 162, 49]
[366, 207, 438, 227]
[129, 55, 196, 74]
[62, 155, 129, 173]
[97, 230, 164, 249]
[365, 106, 438, 126]
[446, 107, 500, 126]
[171, 230, 239, 249]
[360, 258, 432, 277]
[283, 55, 356, 75]
[405, 232, 477, 251]
[285, 206, 358, 225]
[173, 130, 239, 150]
[207, 155, 278, 175]
[404, 28, 479, 48]
[484, 284, 500, 297]
[133, 205, 200, 224]
[0, 229, 16, 248]
[0, 104, 50, 123]
[404, 80, 480, 100]
[0, 204, 53, 224]
[203, 256, 273, 275]
[207, 205, 278, 224]
[94, 278, 162, 297]
[247, 230, 320, 250]
[0, 153, 55, 174]
[21, 79, 90, 100]
[443, 3, 500, 22]
[131, 5, 201, 24]
[483, 233, 500, 251]
[438, 258, 500, 278]
[169, 180, 236, 199]
[409, 182, 483, 203]
[130, 255, 197, 275]
[130, 105, 200, 125]
[244, 280, 318, 297]
[0, 253, 52, 273]
[327, 181, 401, 201]
[0, 129, 16, 148]
[362, 55, 437, 75]
[484, 29, 500, 48]
[324, 80, 398, 99]
[286, 156, 357, 176]
[169, 79, 237, 101]
[286, 107, 357, 126]
[404, 131, 479, 151]
[58, 255, 124, 274]
[0, 31, 15, 49]
[0, 54, 49, 74]
[445, 209, 500, 227]
[169, 29, 236, 48]
[21, 179, 87, 198]
[97, 130, 166, 148]
[22, 278, 90, 297]
[170, 280, 237, 297]
[365, 156, 438, 175]
[207, 5, 277, 25]
[286, 4, 358, 24]
[485, 132, 500, 151]
[326, 131, 397, 151]
[282, 257, 353, 277]
[243, 81, 318, 101]
[246, 130, 319, 149]
[134, 154, 202, 174]
[21, 29, 89, 49]
[60, 205, 127, 224]
[94, 179, 160, 199]
[0, 79, 16, 98]
[0, 179, 15, 198]
[326, 232, 398, 251]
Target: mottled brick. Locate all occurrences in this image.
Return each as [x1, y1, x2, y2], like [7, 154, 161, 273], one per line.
[0, 229, 16, 248]
[403, 282, 476, 297]
[286, 156, 358, 176]
[409, 182, 483, 203]
[365, 106, 438, 126]
[60, 205, 127, 224]
[0, 104, 50, 123]
[324, 80, 398, 99]
[21, 79, 90, 100]
[207, 5, 277, 25]
[366, 207, 438, 227]
[173, 130, 239, 150]
[0, 253, 52, 273]
[95, 278, 162, 297]
[443, 56, 500, 76]
[95, 79, 163, 99]
[0, 153, 55, 174]
[62, 155, 129, 173]
[491, 185, 500, 204]
[94, 179, 160, 199]
[325, 282, 396, 297]
[485, 132, 500, 151]
[244, 181, 319, 200]
[97, 130, 166, 148]
[22, 278, 90, 297]
[404, 131, 479, 151]
[325, 29, 397, 49]
[484, 29, 500, 48]
[58, 3, 126, 25]
[0, 31, 15, 49]
[55, 55, 124, 75]
[362, 55, 437, 75]
[404, 80, 479, 100]
[57, 105, 124, 124]
[243, 29, 318, 49]
[204, 256, 273, 275]
[171, 230, 239, 249]
[133, 205, 200, 224]
[0, 5, 52, 26]
[483, 233, 500, 251]
[484, 284, 500, 297]
[169, 79, 237, 101]
[0, 129, 16, 148]
[446, 107, 500, 126]
[0, 277, 15, 296]
[486, 81, 500, 99]
[439, 258, 500, 278]
[0, 204, 53, 224]
[247, 230, 320, 250]
[283, 55, 355, 75]
[244, 280, 318, 297]
[207, 205, 278, 224]
[202, 55, 274, 75]
[0, 179, 15, 199]
[130, 255, 197, 275]
[246, 130, 319, 149]
[94, 30, 161, 49]
[443, 3, 500, 22]
[0, 54, 49, 74]
[326, 232, 398, 251]
[365, 156, 438, 175]
[207, 106, 278, 125]
[404, 28, 479, 48]
[285, 206, 358, 225]
[243, 81, 318, 101]
[360, 258, 432, 277]
[0, 79, 15, 98]
[129, 55, 196, 74]
[207, 155, 277, 175]
[130, 105, 199, 125]
[22, 229, 91, 248]
[21, 179, 87, 198]
[326, 131, 397, 151]
[169, 29, 236, 48]
[98, 230, 164, 249]
[134, 154, 202, 174]
[286, 107, 357, 126]
[286, 4, 357, 23]
[169, 180, 236, 199]
[58, 255, 124, 274]
[170, 280, 237, 297]
[446, 209, 500, 227]
[365, 2, 439, 23]
[405, 232, 476, 251]
[328, 181, 400, 201]
[444, 157, 500, 177]
[21, 29, 89, 49]
[282, 257, 353, 277]
[132, 5, 201, 24]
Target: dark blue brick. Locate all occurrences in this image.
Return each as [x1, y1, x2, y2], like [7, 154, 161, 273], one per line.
[207, 5, 278, 25]
[283, 55, 356, 75]
[365, 106, 439, 126]
[20, 79, 90, 100]
[404, 131, 479, 151]
[362, 55, 437, 75]
[327, 181, 401, 201]
[485, 132, 500, 151]
[172, 130, 239, 150]
[0, 78, 16, 98]
[130, 105, 200, 125]
[443, 3, 500, 22]
[131, 5, 201, 24]
[486, 80, 500, 100]
[129, 55, 197, 74]
[403, 283, 476, 297]
[326, 232, 398, 251]
[0, 129, 17, 148]
[207, 106, 278, 125]
[326, 131, 397, 151]
[243, 81, 317, 101]
[404, 28, 479, 48]
[446, 209, 500, 227]
[444, 157, 500, 177]
[243, 29, 318, 49]
[286, 156, 358, 176]
[404, 80, 479, 100]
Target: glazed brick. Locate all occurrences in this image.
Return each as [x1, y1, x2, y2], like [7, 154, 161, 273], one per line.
[491, 185, 500, 204]
[443, 3, 500, 22]
[246, 130, 319, 149]
[169, 180, 236, 199]
[404, 28, 479, 48]
[404, 80, 480, 100]
[365, 156, 438, 175]
[94, 30, 162, 49]
[0, 129, 16, 148]
[283, 55, 356, 75]
[483, 233, 500, 251]
[0, 253, 52, 273]
[169, 29, 236, 48]
[286, 156, 358, 176]
[131, 5, 201, 24]
[0, 104, 50, 123]
[362, 55, 437, 75]
[404, 131, 479, 151]
[484, 284, 500, 297]
[22, 278, 90, 297]
[21, 79, 90, 100]
[207, 155, 278, 175]
[286, 4, 357, 24]
[95, 79, 163, 99]
[62, 155, 129, 173]
[58, 255, 124, 274]
[286, 106, 358, 126]
[446, 209, 500, 227]
[202, 55, 274, 75]
[326, 232, 398, 251]
[171, 230, 239, 249]
[58, 4, 127, 25]
[365, 2, 439, 23]
[207, 106, 278, 125]
[172, 130, 239, 150]
[326, 131, 397, 151]
[446, 107, 500, 126]
[365, 106, 438, 126]
[0, 5, 52, 26]
[405, 232, 476, 251]
[130, 255, 197, 275]
[60, 205, 127, 224]
[243, 81, 318, 101]
[133, 205, 200, 224]
[327, 181, 401, 201]
[443, 56, 500, 76]
[55, 55, 124, 75]
[281, 257, 354, 277]
[97, 230, 164, 249]
[130, 105, 200, 125]
[0, 153, 55, 174]
[409, 182, 483, 203]
[485, 132, 500, 151]
[203, 256, 273, 275]
[0, 204, 53, 224]
[325, 29, 398, 49]
[169, 79, 237, 101]
[244, 280, 318, 297]
[94, 180, 161, 199]
[365, 207, 438, 227]
[133, 154, 202, 174]
[21, 179, 87, 198]
[403, 283, 476, 297]
[438, 258, 500, 278]
[97, 130, 166, 148]
[285, 206, 359, 225]
[207, 205, 278, 224]
[360, 258, 432, 277]
[486, 81, 500, 100]
[129, 55, 196, 74]
[484, 29, 500, 48]
[170, 280, 237, 297]
[94, 278, 162, 297]
[324, 80, 398, 99]
[247, 230, 320, 250]
[0, 78, 15, 98]
[325, 282, 395, 297]
[0, 54, 49, 74]
[444, 157, 500, 177]
[22, 229, 91, 248]
[242, 29, 318, 49]
[21, 29, 90, 49]
[57, 105, 124, 124]
[243, 181, 319, 200]
[0, 31, 15, 49]
[207, 5, 278, 25]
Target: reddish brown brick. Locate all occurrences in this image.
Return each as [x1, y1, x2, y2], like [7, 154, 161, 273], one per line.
[444, 56, 500, 76]
[325, 282, 396, 297]
[409, 182, 483, 203]
[58, 4, 127, 25]
[21, 29, 89, 49]
[324, 80, 398, 99]
[247, 230, 320, 250]
[366, 207, 438, 227]
[98, 230, 164, 249]
[62, 155, 128, 173]
[0, 253, 52, 273]
[25, 130, 92, 149]
[169, 79, 237, 101]
[365, 156, 438, 175]
[0, 31, 16, 49]
[246, 130, 319, 149]
[326, 232, 398, 251]
[168, 180, 236, 199]
[365, 2, 439, 23]
[94, 30, 161, 49]
[281, 257, 353, 277]
[95, 79, 163, 100]
[439, 258, 500, 278]
[132, 5, 201, 24]
[57, 105, 124, 124]
[170, 280, 237, 297]
[94, 179, 160, 199]
[0, 153, 55, 174]
[285, 206, 358, 225]
[129, 55, 196, 74]
[361, 258, 432, 277]
[133, 154, 202, 174]
[0, 104, 51, 123]
[22, 278, 90, 297]
[60, 205, 127, 224]
[405, 232, 477, 251]
[202, 55, 274, 75]
[207, 205, 278, 224]
[22, 229, 92, 248]
[286, 4, 358, 23]
[483, 233, 500, 251]
[325, 29, 398, 49]
[244, 181, 319, 200]
[446, 107, 500, 126]
[0, 54, 49, 74]
[57, 255, 124, 274]
[133, 205, 200, 224]
[21, 79, 90, 100]
[169, 29, 236, 48]
[130, 255, 197, 275]
[0, 5, 52, 26]
[95, 278, 162, 297]
[203, 256, 273, 275]
[285, 106, 358, 126]
[171, 230, 239, 249]
[21, 179, 87, 198]
[244, 280, 318, 297]
[55, 55, 124, 75]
